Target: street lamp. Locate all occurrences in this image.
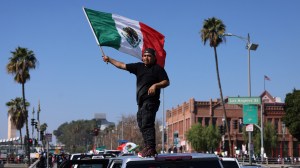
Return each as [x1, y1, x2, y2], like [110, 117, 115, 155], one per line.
[223, 33, 259, 165]
[282, 122, 286, 164]
[223, 33, 259, 96]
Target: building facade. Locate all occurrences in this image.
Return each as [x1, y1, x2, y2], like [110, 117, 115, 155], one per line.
[165, 91, 299, 158]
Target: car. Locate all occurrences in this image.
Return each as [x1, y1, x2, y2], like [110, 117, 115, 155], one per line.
[107, 153, 224, 168]
[220, 157, 241, 168]
[60, 158, 110, 168]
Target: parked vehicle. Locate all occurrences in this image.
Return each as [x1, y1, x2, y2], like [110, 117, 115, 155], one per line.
[60, 158, 110, 168]
[108, 153, 224, 168]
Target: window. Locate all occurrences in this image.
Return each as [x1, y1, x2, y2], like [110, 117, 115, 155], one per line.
[204, 118, 210, 126]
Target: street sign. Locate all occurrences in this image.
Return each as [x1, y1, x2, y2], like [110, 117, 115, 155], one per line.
[228, 97, 261, 105]
[45, 133, 52, 142]
[246, 124, 254, 132]
[243, 105, 258, 124]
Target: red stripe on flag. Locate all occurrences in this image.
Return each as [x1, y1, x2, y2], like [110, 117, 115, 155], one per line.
[264, 75, 271, 81]
[140, 22, 166, 68]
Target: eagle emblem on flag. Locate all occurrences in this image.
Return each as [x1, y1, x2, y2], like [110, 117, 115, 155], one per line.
[121, 27, 141, 48]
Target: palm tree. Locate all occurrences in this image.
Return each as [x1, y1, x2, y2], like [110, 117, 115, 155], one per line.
[6, 46, 38, 165]
[6, 97, 30, 145]
[40, 123, 48, 148]
[200, 17, 233, 156]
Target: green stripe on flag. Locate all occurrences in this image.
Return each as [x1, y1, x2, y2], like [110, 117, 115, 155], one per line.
[84, 8, 121, 49]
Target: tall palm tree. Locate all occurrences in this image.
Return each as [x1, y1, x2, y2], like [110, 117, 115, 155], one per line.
[6, 46, 38, 165]
[200, 17, 232, 156]
[6, 97, 30, 145]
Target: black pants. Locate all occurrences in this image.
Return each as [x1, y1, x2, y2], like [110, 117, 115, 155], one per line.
[137, 100, 160, 148]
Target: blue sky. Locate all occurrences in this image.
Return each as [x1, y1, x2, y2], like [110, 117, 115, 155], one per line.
[1, 1, 299, 141]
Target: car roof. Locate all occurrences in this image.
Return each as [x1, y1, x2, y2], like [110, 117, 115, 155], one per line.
[70, 153, 116, 160]
[109, 153, 223, 168]
[241, 165, 262, 168]
[220, 157, 238, 161]
[112, 153, 220, 162]
[60, 158, 110, 168]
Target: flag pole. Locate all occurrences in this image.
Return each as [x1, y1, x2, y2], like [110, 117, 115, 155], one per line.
[82, 7, 106, 56]
[264, 76, 265, 91]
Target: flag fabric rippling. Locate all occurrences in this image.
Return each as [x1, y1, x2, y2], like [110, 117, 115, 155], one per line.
[264, 75, 271, 81]
[83, 8, 166, 67]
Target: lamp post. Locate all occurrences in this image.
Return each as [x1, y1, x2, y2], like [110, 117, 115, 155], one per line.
[282, 123, 286, 164]
[223, 33, 259, 165]
[162, 89, 165, 153]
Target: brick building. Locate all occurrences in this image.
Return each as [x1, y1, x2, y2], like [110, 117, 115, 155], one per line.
[165, 90, 299, 158]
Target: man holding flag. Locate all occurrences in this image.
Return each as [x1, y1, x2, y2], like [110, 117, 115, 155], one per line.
[83, 8, 170, 157]
[102, 48, 169, 157]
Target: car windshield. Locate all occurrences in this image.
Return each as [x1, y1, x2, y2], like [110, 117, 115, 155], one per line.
[221, 160, 239, 168]
[72, 164, 104, 168]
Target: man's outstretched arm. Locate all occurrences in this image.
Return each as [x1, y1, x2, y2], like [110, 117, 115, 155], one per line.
[102, 55, 126, 70]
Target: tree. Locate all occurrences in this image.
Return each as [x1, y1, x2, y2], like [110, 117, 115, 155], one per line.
[54, 120, 96, 153]
[205, 125, 221, 153]
[186, 123, 206, 152]
[40, 123, 48, 133]
[283, 89, 300, 141]
[242, 121, 277, 157]
[6, 97, 30, 145]
[6, 46, 38, 165]
[40, 123, 48, 147]
[186, 124, 221, 153]
[200, 17, 232, 155]
[263, 122, 277, 156]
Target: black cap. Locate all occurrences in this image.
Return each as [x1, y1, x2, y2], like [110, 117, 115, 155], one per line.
[143, 48, 156, 56]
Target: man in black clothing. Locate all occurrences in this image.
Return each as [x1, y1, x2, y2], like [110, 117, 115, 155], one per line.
[102, 48, 170, 157]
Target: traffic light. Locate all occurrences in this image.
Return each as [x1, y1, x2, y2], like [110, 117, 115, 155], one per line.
[28, 138, 33, 146]
[31, 118, 35, 126]
[218, 125, 224, 135]
[93, 128, 99, 136]
[233, 120, 238, 129]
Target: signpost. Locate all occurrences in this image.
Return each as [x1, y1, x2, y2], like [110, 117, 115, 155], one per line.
[228, 96, 262, 164]
[45, 133, 52, 168]
[228, 97, 261, 105]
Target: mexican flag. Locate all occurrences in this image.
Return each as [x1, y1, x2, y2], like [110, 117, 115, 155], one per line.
[83, 8, 166, 67]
